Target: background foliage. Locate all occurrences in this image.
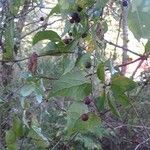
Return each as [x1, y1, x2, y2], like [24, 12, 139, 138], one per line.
[0, 0, 150, 149]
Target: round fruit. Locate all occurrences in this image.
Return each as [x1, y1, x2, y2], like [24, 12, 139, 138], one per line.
[84, 97, 92, 105]
[122, 0, 128, 7]
[82, 33, 87, 38]
[68, 32, 73, 36]
[75, 16, 81, 23]
[81, 113, 89, 121]
[71, 12, 79, 20]
[69, 18, 74, 24]
[85, 62, 92, 69]
[77, 6, 83, 12]
[63, 38, 72, 44]
[40, 17, 44, 21]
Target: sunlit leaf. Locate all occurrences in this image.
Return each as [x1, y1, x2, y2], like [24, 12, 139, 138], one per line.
[33, 30, 61, 45]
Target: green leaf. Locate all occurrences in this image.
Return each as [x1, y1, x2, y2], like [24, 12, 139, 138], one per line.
[59, 0, 70, 10]
[3, 19, 14, 60]
[97, 63, 105, 82]
[63, 57, 76, 75]
[20, 84, 35, 97]
[28, 126, 49, 148]
[76, 53, 91, 69]
[128, 0, 150, 40]
[73, 113, 101, 133]
[96, 0, 109, 8]
[145, 40, 150, 53]
[10, 0, 23, 15]
[5, 129, 16, 145]
[33, 30, 61, 45]
[111, 74, 137, 92]
[49, 71, 92, 100]
[49, 4, 60, 16]
[66, 102, 88, 134]
[95, 92, 105, 111]
[12, 116, 23, 137]
[7, 143, 17, 150]
[107, 96, 120, 117]
[111, 74, 136, 106]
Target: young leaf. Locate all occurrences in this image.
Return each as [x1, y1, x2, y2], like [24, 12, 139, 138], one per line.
[145, 40, 150, 53]
[5, 129, 16, 145]
[12, 116, 23, 137]
[33, 30, 61, 45]
[97, 63, 105, 82]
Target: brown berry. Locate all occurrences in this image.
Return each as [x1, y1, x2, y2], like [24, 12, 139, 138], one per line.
[81, 113, 89, 121]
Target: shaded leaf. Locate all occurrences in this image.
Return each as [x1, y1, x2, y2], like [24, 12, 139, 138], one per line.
[97, 63, 105, 82]
[107, 95, 120, 117]
[111, 74, 136, 106]
[20, 84, 35, 97]
[49, 71, 92, 100]
[95, 92, 105, 111]
[73, 113, 101, 133]
[128, 0, 150, 40]
[28, 126, 49, 148]
[12, 116, 23, 137]
[5, 129, 16, 145]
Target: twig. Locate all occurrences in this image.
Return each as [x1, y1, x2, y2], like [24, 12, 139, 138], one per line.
[104, 39, 142, 57]
[21, 19, 62, 39]
[134, 138, 150, 150]
[0, 51, 74, 63]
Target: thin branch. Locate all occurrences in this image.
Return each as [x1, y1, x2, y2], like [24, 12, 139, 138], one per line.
[134, 138, 150, 150]
[0, 51, 74, 63]
[21, 19, 62, 39]
[104, 39, 142, 57]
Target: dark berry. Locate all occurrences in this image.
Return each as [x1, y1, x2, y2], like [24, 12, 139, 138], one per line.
[122, 0, 128, 7]
[85, 62, 91, 69]
[81, 113, 89, 121]
[40, 17, 44, 21]
[69, 18, 75, 24]
[71, 12, 79, 20]
[68, 32, 73, 36]
[77, 6, 83, 12]
[63, 38, 72, 44]
[82, 33, 87, 38]
[75, 16, 81, 23]
[84, 97, 92, 105]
